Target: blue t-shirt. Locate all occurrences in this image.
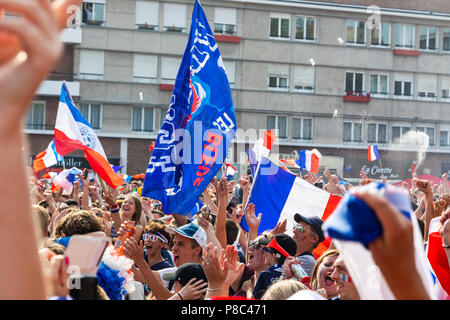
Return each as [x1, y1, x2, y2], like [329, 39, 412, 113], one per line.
[252, 264, 284, 299]
[150, 260, 174, 271]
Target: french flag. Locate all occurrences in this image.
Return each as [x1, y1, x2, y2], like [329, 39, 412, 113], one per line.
[247, 130, 277, 176]
[33, 139, 63, 172]
[427, 217, 450, 299]
[223, 162, 237, 180]
[122, 174, 132, 184]
[296, 150, 320, 175]
[54, 83, 124, 189]
[240, 157, 341, 259]
[52, 167, 82, 194]
[368, 145, 380, 162]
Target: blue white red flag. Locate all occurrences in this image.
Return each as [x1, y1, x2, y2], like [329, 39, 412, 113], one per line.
[54, 83, 124, 188]
[142, 0, 236, 215]
[296, 150, 320, 175]
[240, 158, 341, 259]
[33, 139, 63, 172]
[223, 162, 237, 180]
[368, 145, 379, 162]
[247, 130, 276, 177]
[53, 167, 82, 194]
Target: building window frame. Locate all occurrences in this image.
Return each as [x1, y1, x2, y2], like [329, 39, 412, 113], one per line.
[370, 22, 391, 47]
[131, 107, 155, 133]
[369, 74, 389, 97]
[416, 125, 436, 146]
[267, 115, 288, 139]
[393, 79, 413, 99]
[268, 75, 289, 91]
[27, 101, 46, 130]
[395, 23, 415, 49]
[419, 26, 438, 51]
[392, 124, 411, 143]
[292, 117, 313, 141]
[346, 19, 366, 45]
[295, 16, 316, 42]
[367, 122, 388, 144]
[82, 1, 106, 27]
[269, 14, 290, 40]
[79, 103, 102, 130]
[343, 121, 363, 143]
[345, 71, 365, 95]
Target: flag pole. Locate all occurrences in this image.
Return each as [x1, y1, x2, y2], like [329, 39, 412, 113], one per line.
[378, 158, 385, 180]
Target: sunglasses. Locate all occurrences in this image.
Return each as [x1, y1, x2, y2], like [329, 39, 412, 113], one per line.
[143, 232, 168, 244]
[293, 224, 304, 233]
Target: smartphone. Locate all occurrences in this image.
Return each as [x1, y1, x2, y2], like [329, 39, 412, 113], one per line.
[64, 235, 108, 276]
[83, 170, 89, 180]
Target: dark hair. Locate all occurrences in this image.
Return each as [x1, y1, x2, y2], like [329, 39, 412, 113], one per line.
[54, 210, 104, 237]
[127, 195, 142, 225]
[65, 199, 79, 208]
[144, 220, 171, 243]
[226, 219, 240, 245]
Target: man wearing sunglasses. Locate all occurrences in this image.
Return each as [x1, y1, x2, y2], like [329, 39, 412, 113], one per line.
[292, 213, 325, 277]
[252, 234, 297, 299]
[142, 221, 174, 271]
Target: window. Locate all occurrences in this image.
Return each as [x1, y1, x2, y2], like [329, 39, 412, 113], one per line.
[135, 1, 159, 30]
[268, 76, 288, 89]
[343, 122, 363, 143]
[79, 104, 101, 129]
[441, 77, 450, 100]
[419, 26, 438, 51]
[267, 115, 287, 139]
[443, 29, 450, 52]
[345, 72, 364, 94]
[214, 8, 237, 35]
[440, 126, 450, 147]
[370, 74, 388, 96]
[367, 123, 387, 143]
[26, 101, 45, 130]
[79, 50, 104, 80]
[132, 107, 154, 133]
[395, 24, 415, 49]
[270, 14, 290, 39]
[161, 57, 180, 84]
[346, 20, 365, 45]
[223, 61, 235, 85]
[392, 125, 411, 142]
[417, 75, 437, 100]
[394, 74, 413, 98]
[163, 3, 186, 32]
[294, 66, 314, 92]
[295, 16, 315, 41]
[268, 64, 289, 90]
[416, 126, 436, 146]
[82, 1, 105, 26]
[371, 22, 391, 47]
[292, 118, 313, 140]
[133, 54, 157, 83]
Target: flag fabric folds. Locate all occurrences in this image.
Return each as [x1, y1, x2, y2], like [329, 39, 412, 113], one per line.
[427, 217, 450, 298]
[296, 150, 320, 175]
[142, 0, 236, 215]
[323, 183, 436, 300]
[223, 162, 237, 180]
[247, 130, 276, 176]
[368, 145, 379, 162]
[33, 139, 63, 172]
[53, 167, 82, 194]
[54, 82, 124, 189]
[240, 157, 341, 259]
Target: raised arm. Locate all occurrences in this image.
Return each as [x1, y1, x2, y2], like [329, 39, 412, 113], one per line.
[0, 0, 82, 299]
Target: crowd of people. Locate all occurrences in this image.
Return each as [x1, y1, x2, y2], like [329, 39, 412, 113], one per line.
[1, 0, 450, 301]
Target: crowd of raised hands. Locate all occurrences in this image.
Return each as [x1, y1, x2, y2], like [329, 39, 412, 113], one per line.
[1, 0, 450, 301]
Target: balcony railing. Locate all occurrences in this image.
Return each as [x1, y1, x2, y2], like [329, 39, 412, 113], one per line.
[344, 91, 371, 102]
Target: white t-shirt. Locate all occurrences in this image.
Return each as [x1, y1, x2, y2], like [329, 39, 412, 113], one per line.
[157, 267, 177, 289]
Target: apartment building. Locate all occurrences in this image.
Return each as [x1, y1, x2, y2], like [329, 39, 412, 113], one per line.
[26, 0, 450, 182]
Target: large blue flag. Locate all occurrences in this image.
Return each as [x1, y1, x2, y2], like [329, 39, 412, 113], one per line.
[142, 0, 236, 215]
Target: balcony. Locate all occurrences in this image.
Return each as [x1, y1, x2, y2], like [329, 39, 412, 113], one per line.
[37, 73, 80, 96]
[343, 92, 371, 103]
[60, 28, 82, 44]
[394, 49, 420, 56]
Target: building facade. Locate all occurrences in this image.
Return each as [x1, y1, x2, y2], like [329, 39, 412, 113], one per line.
[26, 0, 450, 183]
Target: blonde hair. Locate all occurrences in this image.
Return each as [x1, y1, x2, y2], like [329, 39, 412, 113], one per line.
[31, 205, 50, 238]
[261, 279, 308, 300]
[310, 249, 340, 290]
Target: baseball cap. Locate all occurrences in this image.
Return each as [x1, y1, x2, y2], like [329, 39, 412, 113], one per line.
[167, 222, 207, 249]
[162, 263, 208, 287]
[294, 214, 325, 243]
[266, 234, 297, 258]
[248, 233, 270, 249]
